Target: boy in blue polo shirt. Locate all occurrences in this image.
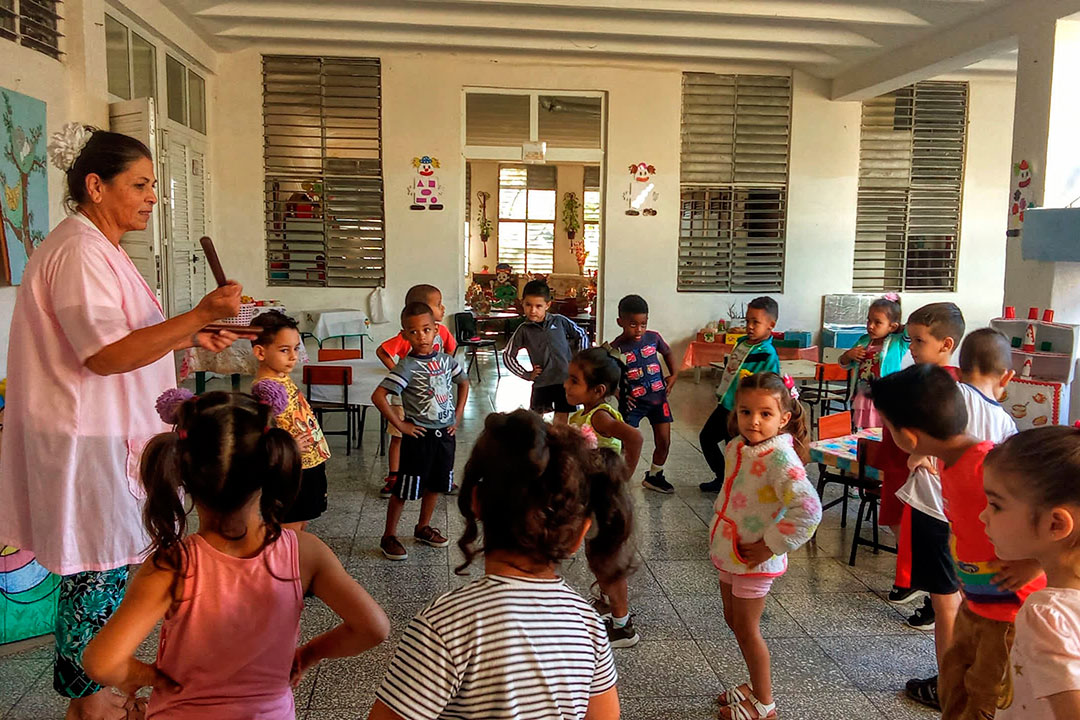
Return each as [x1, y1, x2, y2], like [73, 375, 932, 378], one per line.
[611, 294, 678, 494]
[699, 296, 781, 492]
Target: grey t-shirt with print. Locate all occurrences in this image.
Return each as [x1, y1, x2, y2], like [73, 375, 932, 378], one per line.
[378, 351, 468, 429]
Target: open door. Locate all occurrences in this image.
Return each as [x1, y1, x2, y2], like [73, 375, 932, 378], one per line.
[109, 97, 164, 304]
[160, 128, 210, 316]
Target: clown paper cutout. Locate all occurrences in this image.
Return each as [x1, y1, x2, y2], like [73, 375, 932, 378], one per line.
[1008, 159, 1033, 237]
[623, 162, 658, 216]
[409, 155, 444, 211]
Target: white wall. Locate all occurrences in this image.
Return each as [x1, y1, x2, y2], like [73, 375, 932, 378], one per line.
[214, 49, 1016, 357]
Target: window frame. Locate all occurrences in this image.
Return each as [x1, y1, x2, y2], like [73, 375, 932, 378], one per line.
[105, 13, 157, 103]
[677, 73, 791, 293]
[1, 0, 62, 60]
[852, 81, 969, 293]
[582, 173, 600, 276]
[497, 165, 555, 275]
[463, 88, 606, 163]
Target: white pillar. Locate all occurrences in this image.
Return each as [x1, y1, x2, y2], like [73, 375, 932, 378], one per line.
[1004, 19, 1080, 322]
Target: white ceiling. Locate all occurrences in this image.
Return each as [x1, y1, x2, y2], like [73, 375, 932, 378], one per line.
[163, 0, 1038, 92]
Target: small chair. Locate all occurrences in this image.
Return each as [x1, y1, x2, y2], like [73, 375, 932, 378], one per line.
[318, 349, 362, 362]
[303, 365, 353, 456]
[814, 411, 855, 526]
[802, 363, 851, 429]
[848, 437, 897, 566]
[453, 311, 500, 381]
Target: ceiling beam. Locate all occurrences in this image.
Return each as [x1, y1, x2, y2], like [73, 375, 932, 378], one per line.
[212, 20, 840, 64]
[194, 1, 880, 48]
[831, 0, 1080, 100]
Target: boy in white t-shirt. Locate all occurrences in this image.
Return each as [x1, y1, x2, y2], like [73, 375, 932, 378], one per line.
[902, 326, 1019, 709]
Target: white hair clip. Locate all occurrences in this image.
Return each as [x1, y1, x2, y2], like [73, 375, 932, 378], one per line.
[47, 122, 94, 173]
[782, 374, 800, 401]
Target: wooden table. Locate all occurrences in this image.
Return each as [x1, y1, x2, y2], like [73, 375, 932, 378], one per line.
[809, 427, 883, 479]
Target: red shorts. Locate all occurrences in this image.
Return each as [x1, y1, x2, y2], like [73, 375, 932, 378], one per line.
[876, 425, 911, 528]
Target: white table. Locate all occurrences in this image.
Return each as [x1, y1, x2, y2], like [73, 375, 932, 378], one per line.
[303, 358, 389, 453]
[298, 308, 372, 353]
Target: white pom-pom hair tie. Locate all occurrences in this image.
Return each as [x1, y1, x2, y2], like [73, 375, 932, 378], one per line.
[46, 122, 94, 173]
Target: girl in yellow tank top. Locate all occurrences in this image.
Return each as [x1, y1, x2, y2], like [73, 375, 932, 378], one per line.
[563, 347, 644, 647]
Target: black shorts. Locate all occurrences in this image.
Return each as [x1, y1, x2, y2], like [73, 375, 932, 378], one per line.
[396, 429, 456, 501]
[284, 462, 328, 523]
[624, 397, 673, 428]
[531, 383, 577, 414]
[909, 508, 960, 595]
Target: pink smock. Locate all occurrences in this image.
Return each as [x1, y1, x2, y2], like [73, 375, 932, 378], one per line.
[0, 214, 174, 575]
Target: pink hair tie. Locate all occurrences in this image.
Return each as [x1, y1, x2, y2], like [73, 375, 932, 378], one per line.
[782, 374, 800, 401]
[882, 292, 900, 302]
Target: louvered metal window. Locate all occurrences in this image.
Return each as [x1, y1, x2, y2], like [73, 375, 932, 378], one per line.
[678, 73, 790, 292]
[1, 0, 61, 59]
[853, 81, 968, 292]
[263, 56, 385, 287]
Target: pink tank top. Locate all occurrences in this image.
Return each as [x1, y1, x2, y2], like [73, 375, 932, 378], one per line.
[147, 530, 303, 720]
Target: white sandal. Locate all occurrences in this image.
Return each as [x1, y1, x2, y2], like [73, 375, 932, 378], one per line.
[716, 683, 751, 707]
[718, 688, 777, 720]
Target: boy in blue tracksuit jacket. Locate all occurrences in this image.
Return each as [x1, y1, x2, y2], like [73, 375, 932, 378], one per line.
[699, 296, 781, 492]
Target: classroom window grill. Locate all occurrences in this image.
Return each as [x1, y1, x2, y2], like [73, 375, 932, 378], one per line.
[498, 165, 555, 275]
[678, 73, 790, 292]
[0, 0, 62, 59]
[263, 56, 385, 287]
[853, 81, 968, 292]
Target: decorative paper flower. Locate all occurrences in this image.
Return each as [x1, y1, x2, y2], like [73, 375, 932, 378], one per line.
[576, 423, 599, 450]
[251, 380, 289, 417]
[47, 122, 94, 172]
[156, 388, 195, 425]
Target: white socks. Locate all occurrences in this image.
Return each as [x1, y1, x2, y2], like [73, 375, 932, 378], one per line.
[612, 614, 629, 628]
[650, 463, 664, 475]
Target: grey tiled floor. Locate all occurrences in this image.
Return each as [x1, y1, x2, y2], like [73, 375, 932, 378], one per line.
[0, 359, 939, 719]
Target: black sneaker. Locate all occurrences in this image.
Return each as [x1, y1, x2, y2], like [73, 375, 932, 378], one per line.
[642, 471, 674, 494]
[888, 586, 927, 606]
[699, 477, 724, 492]
[905, 676, 940, 710]
[379, 475, 397, 499]
[604, 616, 640, 648]
[907, 596, 935, 630]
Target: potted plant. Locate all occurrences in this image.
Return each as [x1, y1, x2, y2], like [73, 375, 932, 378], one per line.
[562, 191, 581, 240]
[476, 191, 493, 256]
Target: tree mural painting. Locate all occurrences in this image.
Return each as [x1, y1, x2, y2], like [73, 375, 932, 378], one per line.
[0, 89, 48, 286]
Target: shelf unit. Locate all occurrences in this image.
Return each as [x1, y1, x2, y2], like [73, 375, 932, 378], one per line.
[990, 317, 1080, 384]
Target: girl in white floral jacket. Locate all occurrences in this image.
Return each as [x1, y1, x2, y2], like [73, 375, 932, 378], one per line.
[709, 372, 822, 720]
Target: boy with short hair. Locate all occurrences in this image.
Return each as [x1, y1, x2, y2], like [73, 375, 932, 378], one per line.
[503, 279, 589, 424]
[376, 284, 457, 499]
[871, 365, 1045, 720]
[372, 302, 469, 561]
[611, 294, 678, 493]
[698, 296, 780, 493]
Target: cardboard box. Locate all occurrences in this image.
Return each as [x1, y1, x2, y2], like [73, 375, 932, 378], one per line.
[784, 331, 812, 348]
[822, 327, 864, 349]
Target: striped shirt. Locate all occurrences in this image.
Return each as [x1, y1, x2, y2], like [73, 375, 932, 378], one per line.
[375, 574, 617, 720]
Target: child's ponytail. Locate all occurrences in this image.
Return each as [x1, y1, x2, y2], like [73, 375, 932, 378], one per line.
[786, 395, 810, 463]
[575, 346, 631, 415]
[140, 432, 188, 577]
[584, 448, 636, 585]
[258, 426, 303, 538]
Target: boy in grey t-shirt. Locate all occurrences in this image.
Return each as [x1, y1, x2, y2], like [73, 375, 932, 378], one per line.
[372, 302, 469, 561]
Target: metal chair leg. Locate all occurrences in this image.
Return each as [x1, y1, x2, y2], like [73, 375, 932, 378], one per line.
[849, 495, 868, 566]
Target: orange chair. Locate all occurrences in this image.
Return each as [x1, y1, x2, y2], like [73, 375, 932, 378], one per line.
[801, 362, 851, 428]
[303, 365, 354, 456]
[318, 349, 362, 362]
[814, 410, 855, 527]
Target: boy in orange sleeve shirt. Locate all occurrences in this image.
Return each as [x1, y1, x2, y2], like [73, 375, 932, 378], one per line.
[871, 364, 1045, 720]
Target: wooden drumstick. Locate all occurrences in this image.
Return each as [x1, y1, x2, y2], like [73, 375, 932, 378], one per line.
[200, 236, 227, 288]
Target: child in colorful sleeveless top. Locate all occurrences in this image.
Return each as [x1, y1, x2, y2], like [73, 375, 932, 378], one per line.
[839, 294, 909, 430]
[564, 347, 643, 647]
[710, 373, 822, 720]
[83, 391, 389, 720]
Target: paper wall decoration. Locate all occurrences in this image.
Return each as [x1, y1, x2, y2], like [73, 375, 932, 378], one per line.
[409, 155, 443, 211]
[1007, 159, 1032, 238]
[623, 162, 658, 216]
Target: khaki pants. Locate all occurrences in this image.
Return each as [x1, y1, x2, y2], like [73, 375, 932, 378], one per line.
[939, 604, 1015, 720]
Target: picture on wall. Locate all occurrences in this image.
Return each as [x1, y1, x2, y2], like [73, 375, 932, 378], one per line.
[0, 88, 48, 285]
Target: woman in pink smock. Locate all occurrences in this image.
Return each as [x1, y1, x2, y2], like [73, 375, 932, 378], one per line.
[0, 124, 247, 720]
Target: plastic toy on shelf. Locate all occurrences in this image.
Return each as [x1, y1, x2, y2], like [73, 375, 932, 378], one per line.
[991, 307, 1079, 429]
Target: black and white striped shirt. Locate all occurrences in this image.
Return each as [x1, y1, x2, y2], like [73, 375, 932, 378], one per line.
[375, 575, 617, 720]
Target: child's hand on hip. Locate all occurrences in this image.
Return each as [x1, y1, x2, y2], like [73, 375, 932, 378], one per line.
[665, 374, 678, 392]
[290, 645, 317, 688]
[737, 539, 773, 568]
[907, 454, 938, 476]
[297, 434, 315, 452]
[991, 559, 1043, 591]
[400, 421, 426, 438]
[529, 367, 542, 380]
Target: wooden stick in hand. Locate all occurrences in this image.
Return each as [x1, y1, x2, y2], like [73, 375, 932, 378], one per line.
[200, 236, 227, 288]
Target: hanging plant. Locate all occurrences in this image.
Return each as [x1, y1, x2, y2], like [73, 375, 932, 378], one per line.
[476, 190, 492, 257]
[562, 191, 582, 241]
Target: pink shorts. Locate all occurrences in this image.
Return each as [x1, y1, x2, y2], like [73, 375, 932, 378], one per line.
[717, 570, 775, 599]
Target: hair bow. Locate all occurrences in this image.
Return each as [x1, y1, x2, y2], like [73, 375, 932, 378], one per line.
[882, 292, 900, 303]
[782, 374, 800, 401]
[251, 380, 289, 417]
[156, 388, 195, 425]
[1073, 420, 1080, 429]
[47, 122, 94, 173]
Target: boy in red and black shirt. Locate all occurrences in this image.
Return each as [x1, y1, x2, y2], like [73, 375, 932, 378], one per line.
[872, 364, 1045, 720]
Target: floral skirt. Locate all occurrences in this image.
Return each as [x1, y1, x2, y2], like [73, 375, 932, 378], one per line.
[54, 567, 129, 698]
